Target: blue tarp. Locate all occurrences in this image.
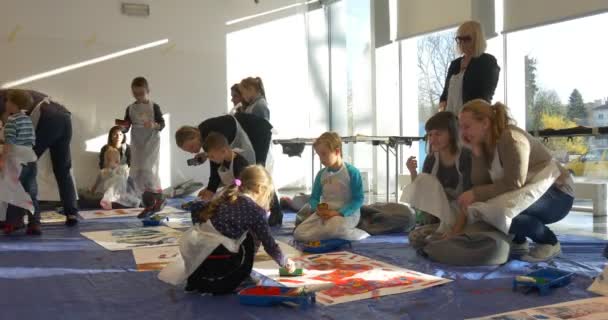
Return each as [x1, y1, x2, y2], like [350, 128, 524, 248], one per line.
[0, 205, 606, 320]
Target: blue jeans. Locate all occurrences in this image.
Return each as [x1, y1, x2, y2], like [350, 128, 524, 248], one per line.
[6, 162, 39, 225]
[508, 185, 573, 245]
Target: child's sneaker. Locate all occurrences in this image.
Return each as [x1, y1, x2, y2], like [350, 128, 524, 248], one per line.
[138, 198, 167, 219]
[26, 224, 42, 236]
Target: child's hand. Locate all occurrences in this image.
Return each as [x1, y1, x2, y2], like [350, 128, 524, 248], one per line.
[143, 120, 154, 129]
[319, 210, 340, 221]
[457, 191, 475, 209]
[198, 189, 214, 201]
[285, 259, 297, 273]
[406, 156, 418, 175]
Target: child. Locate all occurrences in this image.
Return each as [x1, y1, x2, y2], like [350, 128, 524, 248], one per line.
[90, 147, 140, 210]
[199, 132, 250, 200]
[99, 126, 131, 169]
[401, 112, 472, 247]
[158, 165, 295, 294]
[120, 77, 165, 195]
[293, 132, 368, 241]
[0, 89, 39, 235]
[228, 83, 247, 115]
[238, 77, 269, 121]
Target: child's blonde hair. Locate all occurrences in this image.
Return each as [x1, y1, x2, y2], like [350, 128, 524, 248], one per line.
[175, 126, 200, 147]
[104, 146, 120, 168]
[197, 165, 274, 222]
[313, 132, 342, 154]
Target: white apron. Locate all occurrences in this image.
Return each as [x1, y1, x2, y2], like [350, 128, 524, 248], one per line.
[467, 149, 562, 234]
[96, 165, 141, 209]
[128, 102, 161, 193]
[230, 116, 256, 165]
[293, 164, 369, 241]
[446, 72, 464, 114]
[30, 97, 79, 201]
[401, 152, 465, 232]
[158, 220, 247, 285]
[217, 154, 237, 187]
[0, 145, 37, 220]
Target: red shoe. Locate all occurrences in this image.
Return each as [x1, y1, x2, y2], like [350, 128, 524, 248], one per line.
[3, 223, 25, 235]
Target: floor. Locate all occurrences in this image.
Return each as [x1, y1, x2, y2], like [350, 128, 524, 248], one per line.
[1, 193, 606, 320]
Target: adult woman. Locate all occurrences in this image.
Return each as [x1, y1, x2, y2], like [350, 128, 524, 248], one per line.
[99, 126, 131, 169]
[439, 20, 500, 114]
[457, 99, 574, 262]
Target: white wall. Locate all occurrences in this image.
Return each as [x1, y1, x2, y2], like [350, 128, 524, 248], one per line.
[1, 0, 309, 199]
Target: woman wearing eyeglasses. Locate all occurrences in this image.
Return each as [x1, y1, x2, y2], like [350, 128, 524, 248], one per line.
[439, 20, 500, 114]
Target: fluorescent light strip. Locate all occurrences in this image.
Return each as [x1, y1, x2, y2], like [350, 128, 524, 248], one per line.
[226, 0, 317, 26]
[1, 38, 169, 89]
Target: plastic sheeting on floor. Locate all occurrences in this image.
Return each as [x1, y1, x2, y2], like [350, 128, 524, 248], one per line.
[0, 207, 606, 320]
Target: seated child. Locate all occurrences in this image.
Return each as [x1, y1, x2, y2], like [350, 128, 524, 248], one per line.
[90, 147, 140, 209]
[401, 112, 472, 247]
[197, 132, 250, 201]
[0, 89, 39, 235]
[159, 165, 295, 294]
[293, 132, 369, 241]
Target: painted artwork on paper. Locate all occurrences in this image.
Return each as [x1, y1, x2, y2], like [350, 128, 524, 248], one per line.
[79, 206, 186, 220]
[132, 246, 181, 271]
[470, 297, 608, 320]
[81, 226, 182, 251]
[40, 211, 67, 224]
[253, 251, 450, 306]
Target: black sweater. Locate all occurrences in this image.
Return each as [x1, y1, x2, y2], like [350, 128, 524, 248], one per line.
[197, 113, 273, 192]
[440, 53, 500, 104]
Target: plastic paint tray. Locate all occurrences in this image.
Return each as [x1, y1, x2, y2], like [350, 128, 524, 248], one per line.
[513, 267, 574, 296]
[238, 286, 316, 307]
[141, 216, 168, 227]
[299, 239, 352, 253]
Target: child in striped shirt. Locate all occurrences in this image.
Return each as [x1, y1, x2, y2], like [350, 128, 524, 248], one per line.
[1, 90, 39, 235]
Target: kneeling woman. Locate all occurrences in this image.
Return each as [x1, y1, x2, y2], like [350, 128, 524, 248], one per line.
[401, 112, 472, 246]
[457, 99, 574, 262]
[159, 165, 294, 294]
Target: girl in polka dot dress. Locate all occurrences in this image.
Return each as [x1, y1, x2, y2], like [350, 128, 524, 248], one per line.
[183, 165, 295, 294]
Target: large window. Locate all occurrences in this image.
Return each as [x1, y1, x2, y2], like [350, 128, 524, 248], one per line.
[506, 12, 608, 178]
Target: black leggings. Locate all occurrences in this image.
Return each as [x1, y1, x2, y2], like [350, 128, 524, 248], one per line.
[186, 233, 255, 294]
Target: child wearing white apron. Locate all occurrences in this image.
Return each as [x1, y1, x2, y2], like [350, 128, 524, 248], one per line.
[121, 77, 165, 195]
[90, 147, 140, 209]
[158, 166, 295, 293]
[0, 101, 38, 234]
[201, 132, 250, 200]
[293, 132, 369, 241]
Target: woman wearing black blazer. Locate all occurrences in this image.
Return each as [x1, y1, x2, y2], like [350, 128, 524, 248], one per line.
[439, 20, 500, 114]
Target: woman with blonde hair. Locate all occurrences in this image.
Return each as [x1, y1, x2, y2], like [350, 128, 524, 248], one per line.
[439, 20, 500, 113]
[457, 99, 574, 262]
[238, 77, 269, 121]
